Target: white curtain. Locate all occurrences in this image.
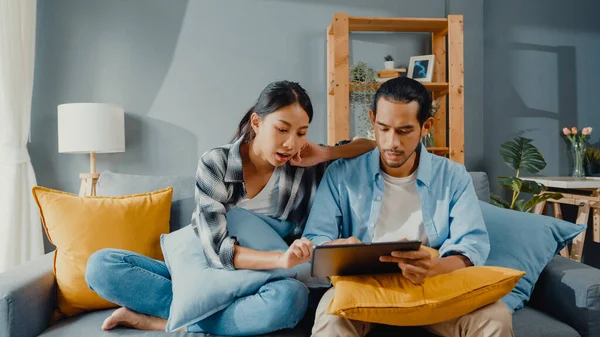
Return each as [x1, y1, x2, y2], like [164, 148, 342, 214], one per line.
[0, 0, 44, 273]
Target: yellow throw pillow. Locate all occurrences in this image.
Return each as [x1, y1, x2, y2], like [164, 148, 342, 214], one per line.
[327, 252, 524, 326]
[32, 186, 173, 320]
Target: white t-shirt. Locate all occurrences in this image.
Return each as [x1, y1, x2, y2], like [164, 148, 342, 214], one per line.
[372, 170, 428, 245]
[237, 166, 280, 216]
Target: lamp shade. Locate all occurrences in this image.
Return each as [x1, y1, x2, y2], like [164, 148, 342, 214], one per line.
[58, 103, 125, 154]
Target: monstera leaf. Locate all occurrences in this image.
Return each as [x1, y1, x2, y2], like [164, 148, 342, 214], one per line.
[498, 177, 543, 194]
[493, 137, 563, 212]
[523, 193, 564, 213]
[491, 193, 511, 208]
[499, 137, 547, 175]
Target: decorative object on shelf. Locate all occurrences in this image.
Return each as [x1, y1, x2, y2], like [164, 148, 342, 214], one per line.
[384, 54, 394, 70]
[407, 54, 435, 83]
[562, 126, 593, 178]
[350, 62, 377, 140]
[58, 103, 126, 196]
[490, 137, 562, 212]
[350, 61, 376, 83]
[376, 68, 407, 82]
[585, 147, 600, 175]
[422, 98, 441, 147]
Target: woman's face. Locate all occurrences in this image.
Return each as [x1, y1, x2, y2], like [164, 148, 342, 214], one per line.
[250, 103, 310, 167]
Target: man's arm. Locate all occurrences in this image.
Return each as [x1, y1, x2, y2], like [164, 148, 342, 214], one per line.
[301, 162, 344, 245]
[438, 167, 490, 267]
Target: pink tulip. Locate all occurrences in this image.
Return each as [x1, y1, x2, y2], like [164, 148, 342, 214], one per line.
[582, 127, 593, 135]
[572, 127, 578, 134]
[563, 128, 571, 135]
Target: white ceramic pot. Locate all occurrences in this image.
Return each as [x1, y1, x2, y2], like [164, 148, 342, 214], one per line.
[384, 61, 394, 70]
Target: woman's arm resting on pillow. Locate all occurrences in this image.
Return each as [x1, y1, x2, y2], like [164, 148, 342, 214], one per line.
[234, 238, 315, 270]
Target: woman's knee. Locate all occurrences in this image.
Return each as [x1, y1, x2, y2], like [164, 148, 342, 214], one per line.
[85, 248, 126, 292]
[261, 278, 309, 329]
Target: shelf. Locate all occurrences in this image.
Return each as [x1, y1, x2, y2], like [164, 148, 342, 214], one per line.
[426, 147, 450, 155]
[348, 81, 449, 96]
[348, 16, 448, 33]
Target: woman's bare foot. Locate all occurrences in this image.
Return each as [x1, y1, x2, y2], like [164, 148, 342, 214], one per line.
[101, 307, 167, 331]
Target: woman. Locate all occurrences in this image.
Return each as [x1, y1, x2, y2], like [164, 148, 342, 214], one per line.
[85, 80, 375, 335]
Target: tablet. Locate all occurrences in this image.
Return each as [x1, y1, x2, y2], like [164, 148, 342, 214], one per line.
[310, 240, 421, 278]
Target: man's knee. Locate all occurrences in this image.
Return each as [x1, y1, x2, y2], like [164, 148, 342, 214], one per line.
[478, 300, 513, 326]
[312, 288, 370, 337]
[466, 300, 514, 337]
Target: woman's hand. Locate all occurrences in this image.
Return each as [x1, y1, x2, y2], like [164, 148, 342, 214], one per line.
[278, 238, 315, 269]
[290, 142, 331, 167]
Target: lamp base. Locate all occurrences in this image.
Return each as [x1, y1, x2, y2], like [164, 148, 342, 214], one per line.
[79, 173, 101, 196]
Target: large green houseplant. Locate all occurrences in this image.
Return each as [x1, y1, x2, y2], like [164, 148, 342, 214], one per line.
[491, 137, 562, 212]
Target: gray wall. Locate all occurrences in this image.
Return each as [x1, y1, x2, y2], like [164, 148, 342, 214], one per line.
[30, 0, 483, 252]
[30, 0, 484, 195]
[483, 0, 600, 267]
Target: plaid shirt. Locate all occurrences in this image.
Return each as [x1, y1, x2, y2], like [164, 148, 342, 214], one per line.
[191, 137, 330, 270]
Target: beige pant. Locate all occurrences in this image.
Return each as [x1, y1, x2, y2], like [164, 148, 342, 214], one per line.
[312, 287, 514, 337]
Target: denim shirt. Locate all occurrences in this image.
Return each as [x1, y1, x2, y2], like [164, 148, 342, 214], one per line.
[302, 144, 490, 266]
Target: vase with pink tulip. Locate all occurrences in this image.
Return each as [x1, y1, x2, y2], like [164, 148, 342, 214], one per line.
[563, 126, 593, 178]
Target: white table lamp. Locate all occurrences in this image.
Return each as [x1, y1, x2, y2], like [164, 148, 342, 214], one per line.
[58, 103, 125, 196]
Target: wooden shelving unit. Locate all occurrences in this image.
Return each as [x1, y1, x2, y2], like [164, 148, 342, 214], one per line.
[326, 13, 465, 164]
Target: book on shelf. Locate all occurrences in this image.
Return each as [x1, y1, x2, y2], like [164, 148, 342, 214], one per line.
[376, 68, 407, 78]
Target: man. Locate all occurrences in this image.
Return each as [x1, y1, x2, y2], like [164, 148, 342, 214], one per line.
[303, 77, 513, 337]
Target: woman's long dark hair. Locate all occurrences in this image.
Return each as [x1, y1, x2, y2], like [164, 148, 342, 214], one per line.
[233, 81, 313, 143]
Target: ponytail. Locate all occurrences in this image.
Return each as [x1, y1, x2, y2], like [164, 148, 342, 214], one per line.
[232, 107, 255, 143]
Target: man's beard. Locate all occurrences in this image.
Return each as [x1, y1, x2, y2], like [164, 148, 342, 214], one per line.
[381, 133, 421, 169]
[383, 150, 411, 168]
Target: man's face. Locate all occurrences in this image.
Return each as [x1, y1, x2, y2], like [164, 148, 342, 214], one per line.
[370, 98, 433, 170]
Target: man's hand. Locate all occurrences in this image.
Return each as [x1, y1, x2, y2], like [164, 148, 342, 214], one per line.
[278, 238, 315, 269]
[323, 236, 362, 245]
[379, 246, 433, 285]
[290, 142, 330, 167]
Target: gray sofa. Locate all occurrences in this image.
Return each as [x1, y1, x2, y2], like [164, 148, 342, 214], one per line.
[1, 171, 599, 337]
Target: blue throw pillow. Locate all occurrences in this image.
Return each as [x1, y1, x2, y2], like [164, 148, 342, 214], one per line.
[480, 201, 586, 312]
[160, 207, 320, 332]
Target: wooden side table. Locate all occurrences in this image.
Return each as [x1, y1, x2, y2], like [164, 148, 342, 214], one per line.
[521, 177, 600, 262]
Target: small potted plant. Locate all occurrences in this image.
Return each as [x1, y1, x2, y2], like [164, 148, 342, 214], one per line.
[384, 55, 394, 70]
[585, 147, 600, 175]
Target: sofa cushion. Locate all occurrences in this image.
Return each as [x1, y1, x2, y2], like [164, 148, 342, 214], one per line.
[32, 186, 173, 320]
[38, 309, 311, 337]
[96, 171, 196, 231]
[468, 172, 490, 202]
[512, 306, 581, 337]
[38, 309, 206, 337]
[97, 171, 195, 201]
[480, 201, 586, 312]
[161, 208, 316, 332]
[327, 264, 524, 327]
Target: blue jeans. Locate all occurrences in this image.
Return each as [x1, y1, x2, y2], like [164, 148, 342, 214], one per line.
[85, 209, 309, 336]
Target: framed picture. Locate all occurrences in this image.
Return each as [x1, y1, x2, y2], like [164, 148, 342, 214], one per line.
[407, 55, 435, 82]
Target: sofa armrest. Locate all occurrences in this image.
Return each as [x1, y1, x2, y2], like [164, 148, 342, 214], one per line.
[529, 255, 600, 337]
[0, 253, 56, 337]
